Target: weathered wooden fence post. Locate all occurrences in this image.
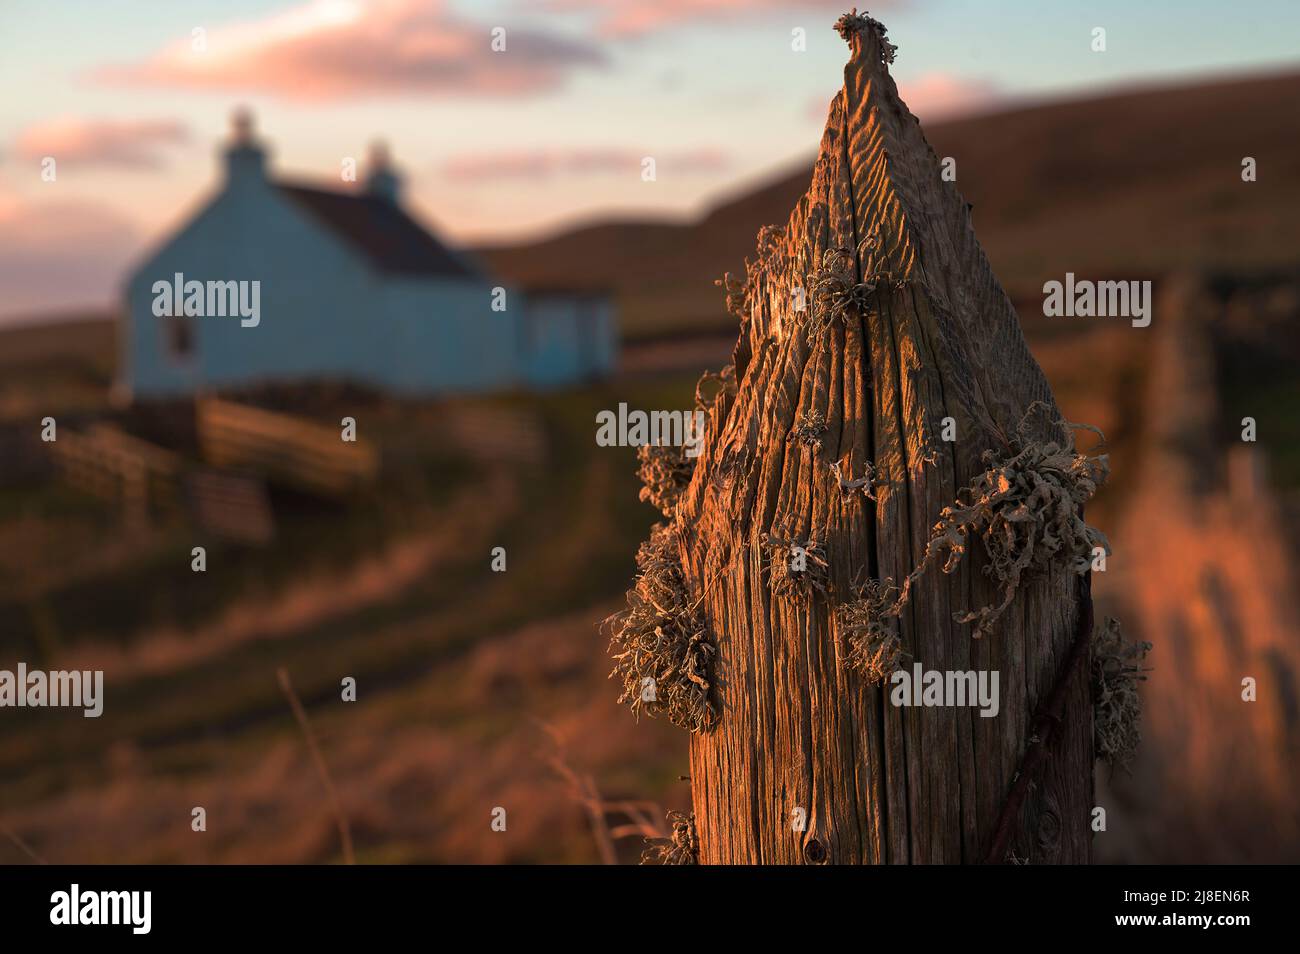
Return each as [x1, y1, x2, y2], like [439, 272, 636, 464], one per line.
[609, 11, 1111, 864]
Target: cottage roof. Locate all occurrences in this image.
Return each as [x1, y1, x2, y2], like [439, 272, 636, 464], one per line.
[277, 182, 483, 280]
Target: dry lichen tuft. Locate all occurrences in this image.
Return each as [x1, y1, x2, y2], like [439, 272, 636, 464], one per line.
[1091, 617, 1152, 770]
[695, 364, 736, 413]
[922, 431, 1110, 636]
[834, 8, 897, 63]
[713, 443, 752, 489]
[715, 271, 748, 321]
[605, 524, 717, 733]
[804, 242, 912, 341]
[831, 458, 879, 501]
[806, 247, 873, 338]
[636, 442, 695, 518]
[755, 223, 786, 261]
[843, 410, 1110, 639]
[836, 578, 906, 683]
[763, 533, 833, 604]
[789, 409, 829, 453]
[641, 811, 699, 865]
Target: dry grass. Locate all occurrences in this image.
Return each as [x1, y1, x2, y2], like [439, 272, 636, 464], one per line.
[55, 474, 514, 680]
[277, 667, 355, 864]
[539, 722, 671, 865]
[0, 603, 689, 865]
[0, 822, 49, 865]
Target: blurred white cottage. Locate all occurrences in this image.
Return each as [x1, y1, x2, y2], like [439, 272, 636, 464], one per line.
[119, 111, 615, 399]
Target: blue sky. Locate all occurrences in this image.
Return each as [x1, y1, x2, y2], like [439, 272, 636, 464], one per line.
[1, 0, 1297, 319]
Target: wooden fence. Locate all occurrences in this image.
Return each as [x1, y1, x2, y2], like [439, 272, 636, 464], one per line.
[441, 405, 545, 464]
[49, 424, 182, 524]
[197, 398, 379, 497]
[186, 468, 275, 545]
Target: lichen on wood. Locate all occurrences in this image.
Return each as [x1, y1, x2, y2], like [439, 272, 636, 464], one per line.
[805, 247, 875, 339]
[694, 364, 736, 413]
[836, 577, 906, 683]
[830, 458, 879, 501]
[755, 224, 786, 260]
[713, 443, 752, 489]
[626, 10, 1105, 862]
[922, 421, 1110, 636]
[762, 532, 833, 604]
[605, 523, 717, 733]
[834, 8, 897, 63]
[641, 811, 700, 865]
[789, 409, 829, 453]
[1091, 616, 1152, 770]
[715, 271, 748, 322]
[863, 409, 1110, 638]
[636, 442, 695, 518]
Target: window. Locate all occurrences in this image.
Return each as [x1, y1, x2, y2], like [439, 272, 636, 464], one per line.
[164, 317, 194, 361]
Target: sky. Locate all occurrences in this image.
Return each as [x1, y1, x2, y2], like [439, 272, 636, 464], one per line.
[1, 0, 1298, 321]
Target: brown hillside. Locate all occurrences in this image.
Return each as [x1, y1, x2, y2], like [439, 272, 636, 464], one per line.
[479, 70, 1300, 339]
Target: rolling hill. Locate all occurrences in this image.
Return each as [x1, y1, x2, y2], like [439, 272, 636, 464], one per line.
[478, 69, 1300, 339]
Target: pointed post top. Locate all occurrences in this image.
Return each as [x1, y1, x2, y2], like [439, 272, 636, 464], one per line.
[834, 8, 897, 67]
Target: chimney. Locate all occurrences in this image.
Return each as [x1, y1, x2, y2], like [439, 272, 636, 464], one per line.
[223, 106, 266, 184]
[365, 140, 402, 204]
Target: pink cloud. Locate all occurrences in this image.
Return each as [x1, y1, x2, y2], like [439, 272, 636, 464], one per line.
[12, 118, 190, 170]
[440, 147, 731, 182]
[542, 0, 891, 38]
[94, 0, 606, 101]
[809, 72, 1003, 124]
[895, 73, 1003, 122]
[0, 190, 142, 320]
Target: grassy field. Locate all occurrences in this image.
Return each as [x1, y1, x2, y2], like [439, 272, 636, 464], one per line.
[0, 307, 1153, 863]
[0, 346, 704, 863]
[1, 262, 1293, 864]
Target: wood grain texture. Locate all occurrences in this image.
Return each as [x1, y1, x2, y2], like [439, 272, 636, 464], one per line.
[677, 18, 1092, 864]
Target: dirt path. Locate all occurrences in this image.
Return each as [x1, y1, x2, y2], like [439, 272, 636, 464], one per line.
[56, 469, 519, 681]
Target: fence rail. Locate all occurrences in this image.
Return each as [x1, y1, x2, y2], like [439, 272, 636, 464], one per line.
[48, 424, 182, 523]
[197, 398, 379, 497]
